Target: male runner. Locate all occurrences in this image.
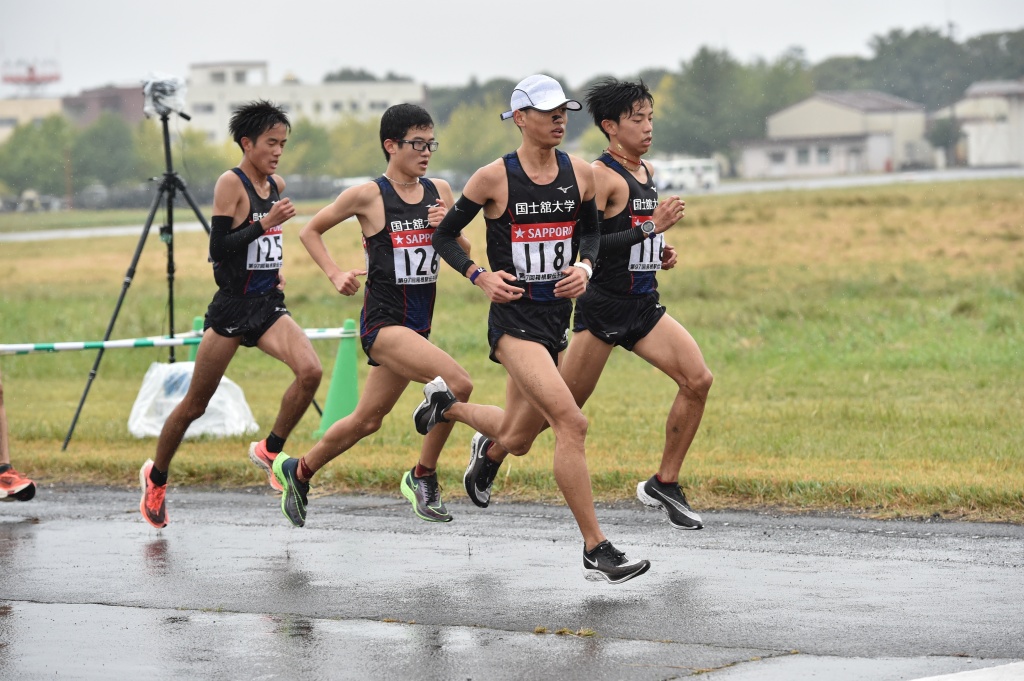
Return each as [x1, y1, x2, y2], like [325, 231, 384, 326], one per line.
[139, 100, 322, 528]
[268, 103, 471, 527]
[0, 368, 35, 501]
[427, 74, 650, 583]
[566, 78, 712, 529]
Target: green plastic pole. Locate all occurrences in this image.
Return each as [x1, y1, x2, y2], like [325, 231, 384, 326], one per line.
[314, 318, 359, 437]
[188, 316, 203, 361]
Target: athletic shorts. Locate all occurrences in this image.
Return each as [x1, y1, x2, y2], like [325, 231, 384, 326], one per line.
[204, 288, 290, 348]
[487, 298, 571, 366]
[360, 321, 430, 367]
[572, 285, 666, 352]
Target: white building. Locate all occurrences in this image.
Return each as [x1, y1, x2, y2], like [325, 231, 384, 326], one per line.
[932, 80, 1024, 167]
[184, 62, 426, 144]
[739, 91, 933, 179]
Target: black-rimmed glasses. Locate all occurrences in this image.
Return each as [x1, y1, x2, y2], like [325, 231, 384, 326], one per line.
[399, 139, 439, 152]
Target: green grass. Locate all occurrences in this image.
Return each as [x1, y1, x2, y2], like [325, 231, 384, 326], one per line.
[2, 179, 1023, 522]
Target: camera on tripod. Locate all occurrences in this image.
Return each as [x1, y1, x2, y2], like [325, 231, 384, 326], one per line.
[143, 74, 187, 119]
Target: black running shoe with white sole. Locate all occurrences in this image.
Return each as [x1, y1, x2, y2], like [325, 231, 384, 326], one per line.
[464, 431, 502, 508]
[413, 376, 457, 435]
[636, 475, 703, 529]
[582, 540, 651, 584]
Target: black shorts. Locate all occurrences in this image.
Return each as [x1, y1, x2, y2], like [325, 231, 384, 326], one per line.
[572, 285, 666, 351]
[360, 323, 430, 367]
[204, 288, 290, 348]
[487, 298, 571, 366]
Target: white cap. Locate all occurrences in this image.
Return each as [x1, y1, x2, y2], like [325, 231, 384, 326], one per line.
[500, 74, 582, 121]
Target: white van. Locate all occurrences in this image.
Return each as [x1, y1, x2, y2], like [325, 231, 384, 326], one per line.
[650, 158, 719, 192]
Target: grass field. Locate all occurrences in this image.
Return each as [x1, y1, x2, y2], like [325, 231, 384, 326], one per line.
[1, 179, 1022, 522]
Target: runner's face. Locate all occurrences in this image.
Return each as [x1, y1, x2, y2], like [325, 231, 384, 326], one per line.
[393, 125, 435, 177]
[615, 100, 654, 156]
[520, 106, 567, 147]
[245, 123, 288, 176]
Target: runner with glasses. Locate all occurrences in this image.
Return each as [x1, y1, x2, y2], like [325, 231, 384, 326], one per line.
[263, 103, 474, 527]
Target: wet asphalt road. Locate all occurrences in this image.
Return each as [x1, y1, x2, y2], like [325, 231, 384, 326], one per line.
[1, 486, 1022, 680]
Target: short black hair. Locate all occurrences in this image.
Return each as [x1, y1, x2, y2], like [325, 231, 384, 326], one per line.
[229, 100, 290, 151]
[379, 103, 434, 162]
[585, 78, 654, 140]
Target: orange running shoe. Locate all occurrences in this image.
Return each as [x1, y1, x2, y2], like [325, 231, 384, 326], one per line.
[0, 465, 34, 501]
[139, 459, 167, 528]
[248, 440, 284, 492]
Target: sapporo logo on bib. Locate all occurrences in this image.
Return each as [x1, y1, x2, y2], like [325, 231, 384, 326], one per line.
[512, 222, 574, 282]
[246, 212, 283, 270]
[390, 220, 438, 285]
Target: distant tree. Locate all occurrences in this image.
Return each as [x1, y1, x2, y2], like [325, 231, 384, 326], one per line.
[433, 92, 521, 176]
[742, 47, 815, 133]
[326, 116, 384, 178]
[324, 67, 378, 83]
[0, 115, 76, 195]
[71, 113, 140, 189]
[173, 129, 237, 191]
[285, 119, 333, 176]
[962, 29, 1024, 81]
[384, 71, 413, 82]
[655, 47, 748, 157]
[133, 119, 166, 180]
[428, 77, 517, 126]
[925, 118, 963, 165]
[868, 28, 971, 109]
[811, 55, 874, 91]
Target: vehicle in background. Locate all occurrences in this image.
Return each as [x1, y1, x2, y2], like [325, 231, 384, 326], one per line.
[650, 157, 720, 192]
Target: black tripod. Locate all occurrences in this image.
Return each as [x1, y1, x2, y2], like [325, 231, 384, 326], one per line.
[63, 110, 210, 450]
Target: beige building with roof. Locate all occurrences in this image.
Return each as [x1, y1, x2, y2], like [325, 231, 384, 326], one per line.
[739, 90, 933, 178]
[932, 80, 1024, 167]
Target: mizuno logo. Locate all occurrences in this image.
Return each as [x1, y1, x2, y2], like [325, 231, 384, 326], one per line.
[556, 185, 574, 193]
[224, 326, 239, 333]
[275, 307, 287, 312]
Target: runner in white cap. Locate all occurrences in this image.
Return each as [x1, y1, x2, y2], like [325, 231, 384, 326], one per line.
[425, 74, 651, 584]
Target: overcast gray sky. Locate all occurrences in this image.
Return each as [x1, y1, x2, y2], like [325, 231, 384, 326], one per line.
[1, 0, 1021, 98]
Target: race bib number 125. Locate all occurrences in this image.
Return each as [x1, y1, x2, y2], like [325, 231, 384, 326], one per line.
[247, 224, 283, 270]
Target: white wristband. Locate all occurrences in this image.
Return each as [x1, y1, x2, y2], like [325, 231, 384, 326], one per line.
[573, 262, 592, 280]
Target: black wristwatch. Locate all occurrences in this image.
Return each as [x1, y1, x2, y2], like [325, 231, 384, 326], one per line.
[639, 220, 656, 237]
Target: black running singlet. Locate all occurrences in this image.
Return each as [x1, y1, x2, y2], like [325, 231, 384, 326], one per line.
[361, 177, 442, 335]
[211, 168, 282, 296]
[485, 150, 582, 302]
[590, 153, 662, 296]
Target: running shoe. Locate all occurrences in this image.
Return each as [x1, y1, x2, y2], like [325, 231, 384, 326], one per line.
[400, 468, 453, 523]
[464, 432, 502, 508]
[0, 465, 34, 501]
[582, 540, 651, 584]
[248, 440, 284, 492]
[412, 376, 457, 435]
[636, 475, 704, 529]
[139, 459, 168, 528]
[273, 454, 309, 528]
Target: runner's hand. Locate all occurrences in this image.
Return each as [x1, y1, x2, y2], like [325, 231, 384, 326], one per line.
[554, 264, 588, 299]
[427, 198, 447, 227]
[330, 269, 367, 296]
[276, 272, 287, 290]
[263, 198, 296, 230]
[661, 243, 678, 270]
[476, 270, 524, 303]
[651, 195, 685, 233]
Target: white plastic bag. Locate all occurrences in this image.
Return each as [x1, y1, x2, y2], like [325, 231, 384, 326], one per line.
[128, 362, 259, 438]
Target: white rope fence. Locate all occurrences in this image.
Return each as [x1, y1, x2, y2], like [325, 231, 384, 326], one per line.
[0, 326, 358, 356]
